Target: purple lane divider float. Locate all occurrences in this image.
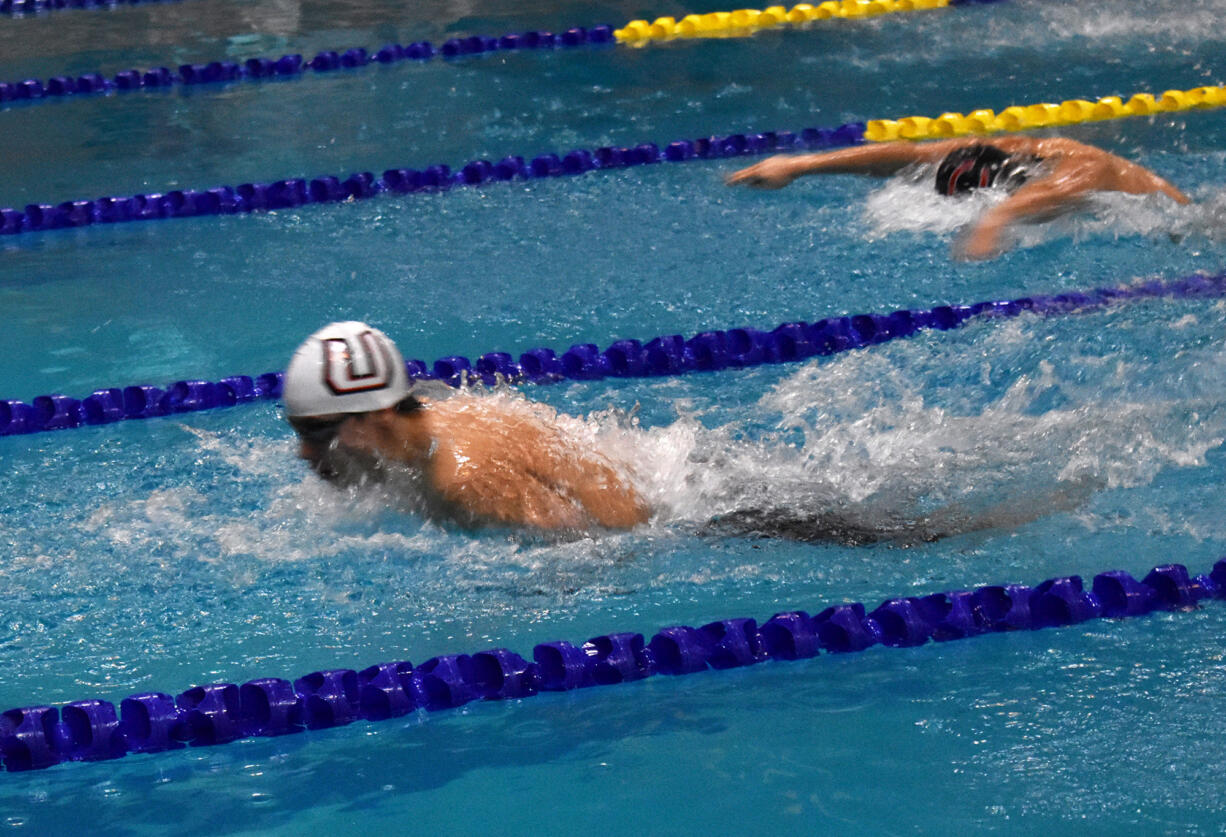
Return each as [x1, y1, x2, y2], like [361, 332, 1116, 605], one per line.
[1, 0, 191, 16]
[3, 556, 1222, 772]
[3, 270, 1224, 440]
[0, 0, 1008, 79]
[0, 25, 614, 103]
[0, 121, 864, 238]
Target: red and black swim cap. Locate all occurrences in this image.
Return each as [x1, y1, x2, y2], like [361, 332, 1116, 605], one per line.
[934, 143, 1026, 196]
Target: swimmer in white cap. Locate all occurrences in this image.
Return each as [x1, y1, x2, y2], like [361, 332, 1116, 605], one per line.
[283, 321, 649, 531]
[726, 136, 1190, 260]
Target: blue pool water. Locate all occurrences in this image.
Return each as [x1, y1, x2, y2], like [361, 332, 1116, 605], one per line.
[4, 0, 1226, 832]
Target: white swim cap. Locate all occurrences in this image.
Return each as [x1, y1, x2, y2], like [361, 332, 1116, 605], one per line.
[283, 321, 410, 418]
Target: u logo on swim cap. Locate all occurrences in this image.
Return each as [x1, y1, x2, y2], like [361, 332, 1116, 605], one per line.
[320, 331, 395, 395]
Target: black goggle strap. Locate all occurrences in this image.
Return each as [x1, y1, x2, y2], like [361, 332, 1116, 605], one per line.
[288, 414, 350, 447]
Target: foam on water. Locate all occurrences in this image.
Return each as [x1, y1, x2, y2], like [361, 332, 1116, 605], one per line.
[621, 321, 1226, 544]
[860, 165, 1226, 257]
[1035, 0, 1226, 43]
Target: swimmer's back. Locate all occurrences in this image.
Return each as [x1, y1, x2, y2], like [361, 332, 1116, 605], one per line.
[417, 395, 650, 530]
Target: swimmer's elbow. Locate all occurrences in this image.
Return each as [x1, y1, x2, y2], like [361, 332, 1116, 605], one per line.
[597, 498, 651, 530]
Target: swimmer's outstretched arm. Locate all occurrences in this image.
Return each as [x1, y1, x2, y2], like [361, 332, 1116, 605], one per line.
[1021, 137, 1192, 205]
[725, 139, 970, 188]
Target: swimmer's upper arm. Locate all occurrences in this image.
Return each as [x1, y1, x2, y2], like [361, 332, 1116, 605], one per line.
[726, 140, 970, 187]
[991, 151, 1190, 224]
[563, 458, 651, 528]
[430, 452, 589, 529]
[520, 445, 649, 529]
[991, 160, 1102, 220]
[957, 162, 1099, 260]
[1120, 165, 1191, 204]
[429, 435, 648, 530]
[1026, 139, 1190, 204]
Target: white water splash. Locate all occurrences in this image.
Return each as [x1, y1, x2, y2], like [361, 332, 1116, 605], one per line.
[614, 334, 1225, 542]
[72, 329, 1226, 559]
[1035, 0, 1226, 43]
[860, 170, 1226, 254]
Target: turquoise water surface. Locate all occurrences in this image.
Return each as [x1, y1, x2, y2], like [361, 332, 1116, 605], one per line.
[3, 0, 1226, 833]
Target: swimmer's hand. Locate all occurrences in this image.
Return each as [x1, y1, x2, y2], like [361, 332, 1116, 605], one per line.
[955, 218, 1008, 262]
[725, 155, 802, 189]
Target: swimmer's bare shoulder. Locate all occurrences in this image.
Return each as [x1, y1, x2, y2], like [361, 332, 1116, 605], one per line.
[418, 397, 650, 531]
[994, 135, 1191, 203]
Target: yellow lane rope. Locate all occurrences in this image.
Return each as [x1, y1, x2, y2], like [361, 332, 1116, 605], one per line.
[866, 85, 1226, 141]
[614, 0, 949, 44]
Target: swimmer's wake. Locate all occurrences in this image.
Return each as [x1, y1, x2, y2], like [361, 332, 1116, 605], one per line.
[703, 478, 1098, 546]
[627, 343, 1226, 547]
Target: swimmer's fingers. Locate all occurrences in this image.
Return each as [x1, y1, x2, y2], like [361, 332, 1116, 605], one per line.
[954, 241, 999, 262]
[725, 171, 789, 189]
[724, 165, 766, 187]
[728, 175, 784, 189]
[725, 158, 795, 189]
[953, 222, 1006, 262]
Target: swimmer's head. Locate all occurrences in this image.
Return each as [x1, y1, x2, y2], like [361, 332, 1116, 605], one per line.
[935, 144, 1026, 197]
[283, 321, 410, 419]
[285, 321, 426, 481]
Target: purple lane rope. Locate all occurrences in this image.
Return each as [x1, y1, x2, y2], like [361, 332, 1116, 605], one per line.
[0, 122, 865, 237]
[2, 555, 1221, 772]
[2, 270, 1222, 439]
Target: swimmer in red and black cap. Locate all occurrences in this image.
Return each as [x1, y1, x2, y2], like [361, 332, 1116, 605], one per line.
[726, 136, 1190, 260]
